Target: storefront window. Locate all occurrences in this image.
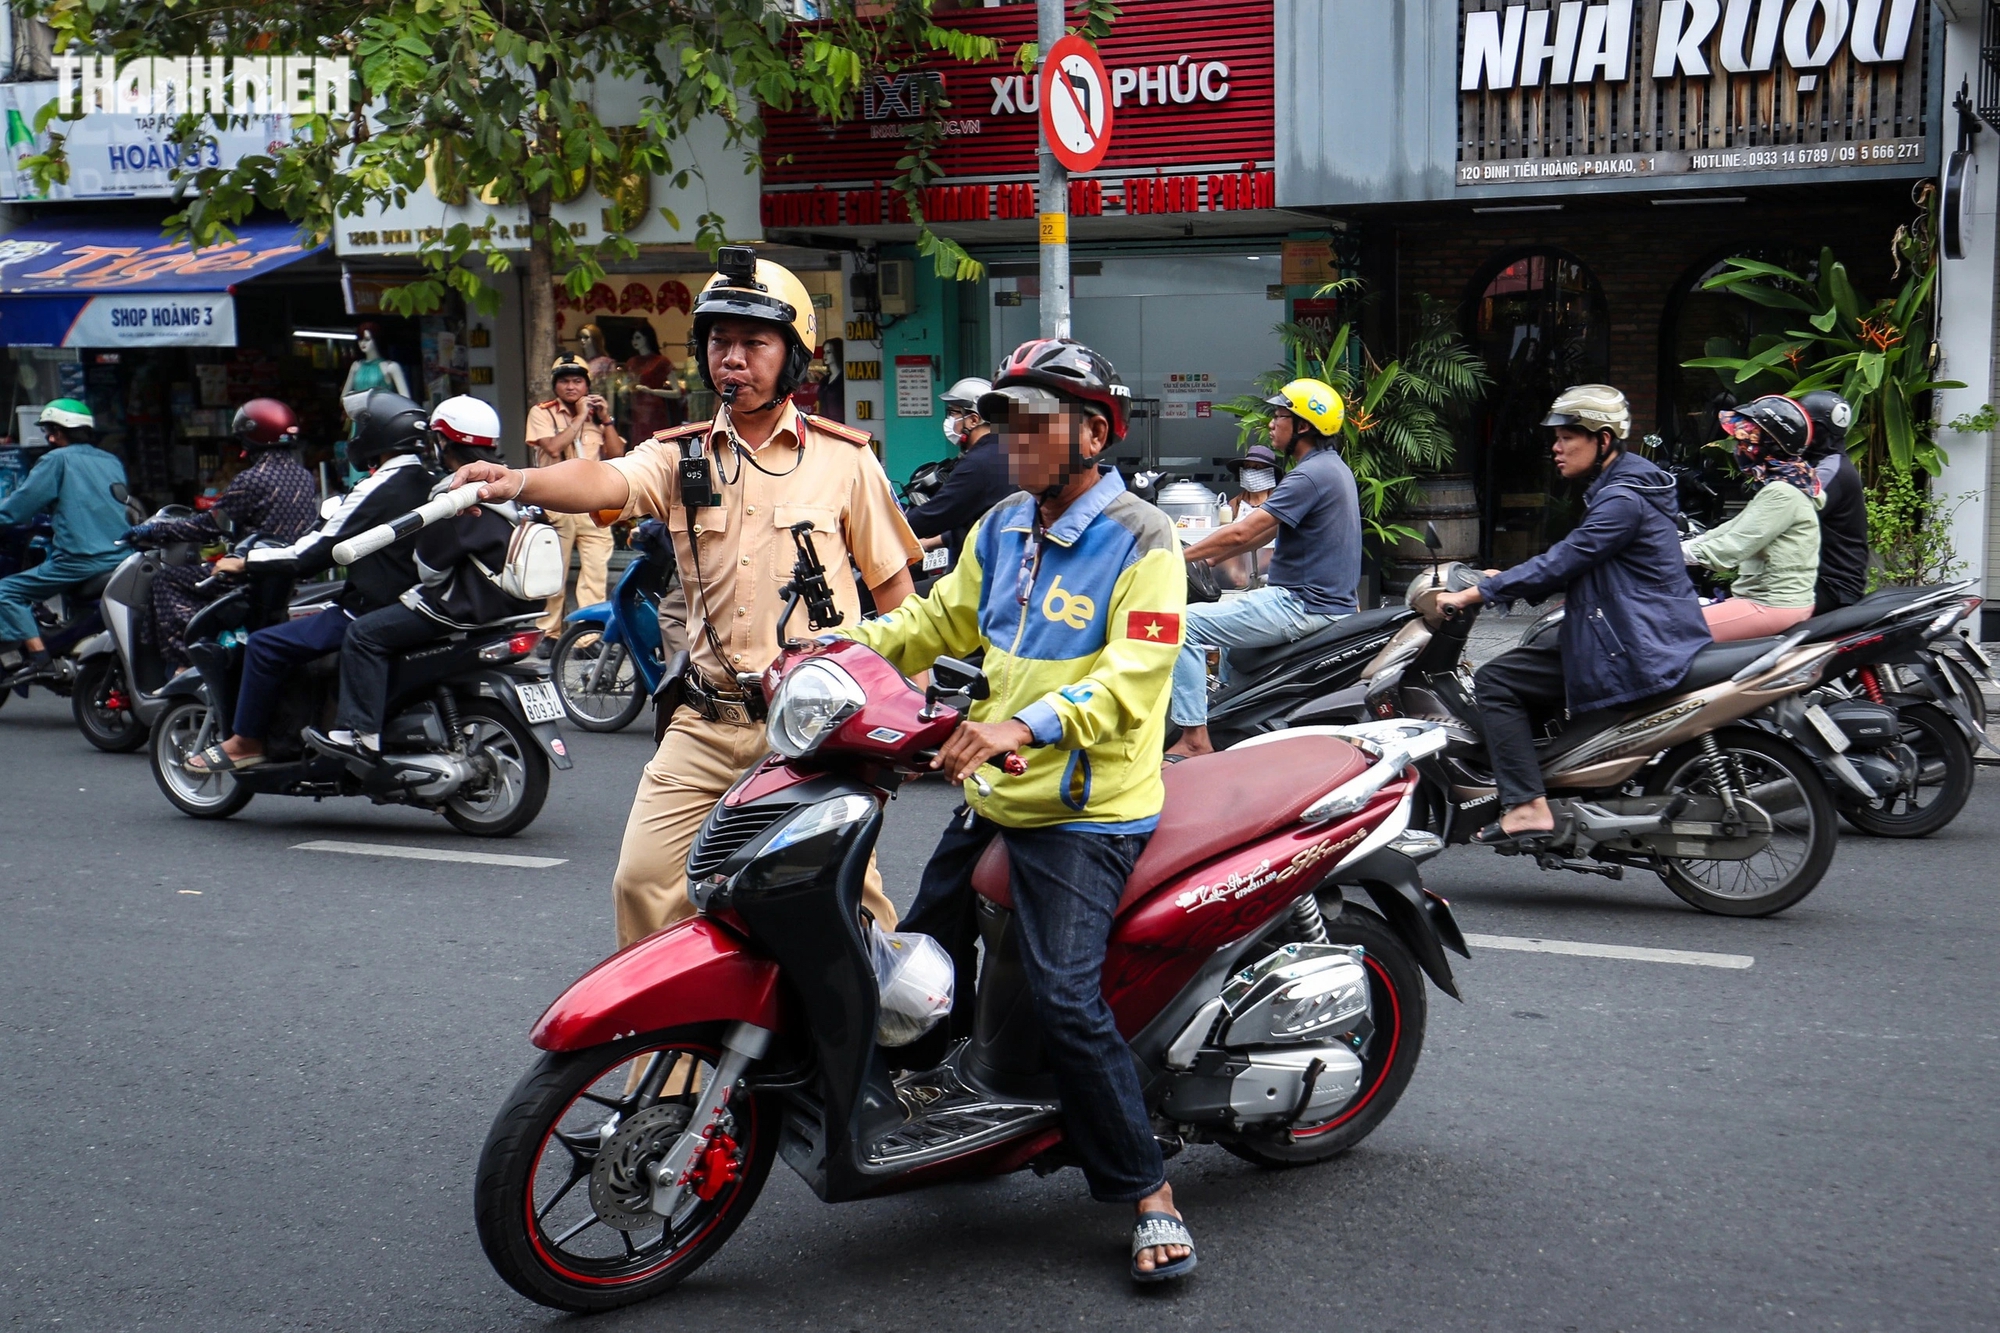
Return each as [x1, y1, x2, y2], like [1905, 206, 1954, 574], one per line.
[1660, 246, 1819, 464]
[1466, 249, 1608, 565]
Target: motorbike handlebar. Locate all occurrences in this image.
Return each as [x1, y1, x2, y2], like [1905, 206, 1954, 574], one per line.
[331, 485, 482, 565]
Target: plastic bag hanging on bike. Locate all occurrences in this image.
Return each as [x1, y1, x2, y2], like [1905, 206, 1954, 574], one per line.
[867, 922, 954, 1046]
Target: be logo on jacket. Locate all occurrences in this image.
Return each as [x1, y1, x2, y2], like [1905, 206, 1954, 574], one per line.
[842, 467, 1187, 831]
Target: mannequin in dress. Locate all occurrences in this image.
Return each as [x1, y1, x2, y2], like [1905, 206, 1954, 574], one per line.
[578, 324, 616, 383]
[341, 323, 411, 405]
[624, 326, 680, 439]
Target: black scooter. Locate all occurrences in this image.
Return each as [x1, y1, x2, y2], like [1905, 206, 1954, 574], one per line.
[147, 497, 572, 838]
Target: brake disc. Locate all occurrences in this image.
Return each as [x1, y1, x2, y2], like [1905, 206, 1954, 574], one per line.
[588, 1102, 692, 1231]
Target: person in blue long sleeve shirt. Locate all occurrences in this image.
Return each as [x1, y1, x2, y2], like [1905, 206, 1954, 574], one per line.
[0, 400, 131, 682]
[1433, 385, 1710, 846]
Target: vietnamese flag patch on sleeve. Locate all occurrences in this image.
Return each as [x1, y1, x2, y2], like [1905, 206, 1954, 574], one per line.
[1126, 611, 1182, 644]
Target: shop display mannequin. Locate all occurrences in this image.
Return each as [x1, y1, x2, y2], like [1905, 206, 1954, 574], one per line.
[579, 324, 617, 383]
[624, 327, 681, 438]
[341, 324, 410, 404]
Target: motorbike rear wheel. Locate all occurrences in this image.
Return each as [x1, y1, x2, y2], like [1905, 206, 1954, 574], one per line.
[552, 624, 644, 733]
[1218, 903, 1428, 1168]
[1644, 728, 1836, 917]
[442, 702, 550, 838]
[72, 655, 148, 752]
[1840, 703, 1973, 839]
[150, 699, 253, 819]
[474, 1030, 778, 1313]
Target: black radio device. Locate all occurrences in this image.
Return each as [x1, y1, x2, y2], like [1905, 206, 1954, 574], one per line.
[677, 432, 716, 510]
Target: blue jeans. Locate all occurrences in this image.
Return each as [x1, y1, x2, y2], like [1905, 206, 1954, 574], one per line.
[904, 812, 1165, 1203]
[231, 606, 353, 742]
[1169, 585, 1339, 727]
[0, 551, 124, 642]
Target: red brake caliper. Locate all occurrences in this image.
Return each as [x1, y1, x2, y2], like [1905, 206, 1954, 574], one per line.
[688, 1131, 742, 1201]
[105, 689, 128, 712]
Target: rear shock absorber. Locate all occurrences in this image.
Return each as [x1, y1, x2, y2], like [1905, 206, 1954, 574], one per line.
[1698, 732, 1744, 827]
[1289, 892, 1331, 945]
[1858, 666, 1885, 704]
[435, 687, 464, 751]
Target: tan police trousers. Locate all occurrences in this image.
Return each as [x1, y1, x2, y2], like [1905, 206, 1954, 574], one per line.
[540, 511, 615, 638]
[612, 704, 898, 948]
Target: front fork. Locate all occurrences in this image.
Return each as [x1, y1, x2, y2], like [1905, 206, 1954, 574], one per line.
[645, 1021, 773, 1218]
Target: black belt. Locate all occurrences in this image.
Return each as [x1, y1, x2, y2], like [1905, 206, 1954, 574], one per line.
[683, 668, 763, 727]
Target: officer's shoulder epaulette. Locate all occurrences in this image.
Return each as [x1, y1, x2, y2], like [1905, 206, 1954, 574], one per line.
[535, 398, 560, 410]
[802, 413, 874, 447]
[649, 422, 710, 447]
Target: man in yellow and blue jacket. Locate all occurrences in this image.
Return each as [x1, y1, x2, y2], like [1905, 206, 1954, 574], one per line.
[837, 339, 1197, 1282]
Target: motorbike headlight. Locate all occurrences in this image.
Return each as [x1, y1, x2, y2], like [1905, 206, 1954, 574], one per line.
[767, 658, 866, 758]
[764, 793, 878, 854]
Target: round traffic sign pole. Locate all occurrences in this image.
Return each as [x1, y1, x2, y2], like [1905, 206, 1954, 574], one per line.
[1039, 34, 1113, 174]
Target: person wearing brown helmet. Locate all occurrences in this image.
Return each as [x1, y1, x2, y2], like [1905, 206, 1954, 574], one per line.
[450, 246, 918, 945]
[125, 398, 319, 671]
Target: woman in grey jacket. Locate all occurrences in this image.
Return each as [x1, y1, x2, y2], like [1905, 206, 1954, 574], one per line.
[1684, 395, 1823, 642]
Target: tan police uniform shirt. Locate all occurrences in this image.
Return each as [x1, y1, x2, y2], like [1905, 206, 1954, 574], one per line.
[607, 402, 920, 685]
[525, 397, 606, 464]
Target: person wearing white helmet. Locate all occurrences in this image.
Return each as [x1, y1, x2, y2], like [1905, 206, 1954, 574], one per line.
[1433, 385, 1711, 847]
[307, 397, 544, 762]
[0, 399, 131, 688]
[903, 375, 1013, 570]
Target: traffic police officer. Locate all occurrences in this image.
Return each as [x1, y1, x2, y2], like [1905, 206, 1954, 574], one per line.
[526, 353, 624, 643]
[451, 248, 918, 945]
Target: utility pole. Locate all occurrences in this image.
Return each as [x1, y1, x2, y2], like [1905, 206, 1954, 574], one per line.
[1036, 0, 1069, 339]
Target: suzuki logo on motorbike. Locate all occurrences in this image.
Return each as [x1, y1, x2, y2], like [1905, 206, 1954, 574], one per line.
[1174, 830, 1366, 911]
[1042, 576, 1095, 630]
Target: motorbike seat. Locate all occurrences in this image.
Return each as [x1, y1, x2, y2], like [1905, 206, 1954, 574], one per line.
[1227, 606, 1412, 679]
[73, 569, 115, 600]
[1537, 638, 1782, 761]
[1794, 586, 1936, 643]
[970, 734, 1373, 917]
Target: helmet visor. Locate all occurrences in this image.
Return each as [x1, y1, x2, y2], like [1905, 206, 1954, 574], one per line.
[1541, 411, 1584, 429]
[1716, 409, 1763, 442]
[977, 385, 1074, 431]
[696, 290, 798, 333]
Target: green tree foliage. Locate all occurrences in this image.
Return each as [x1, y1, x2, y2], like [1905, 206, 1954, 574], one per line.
[22, 0, 1004, 396]
[1221, 288, 1488, 547]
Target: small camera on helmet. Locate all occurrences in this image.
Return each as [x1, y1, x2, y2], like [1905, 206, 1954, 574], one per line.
[716, 246, 759, 288]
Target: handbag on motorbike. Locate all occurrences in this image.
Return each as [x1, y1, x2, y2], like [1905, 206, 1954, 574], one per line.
[472, 516, 566, 602]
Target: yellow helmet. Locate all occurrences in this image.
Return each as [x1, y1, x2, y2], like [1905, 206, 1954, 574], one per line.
[1543, 384, 1631, 440]
[1264, 378, 1345, 436]
[692, 245, 818, 397]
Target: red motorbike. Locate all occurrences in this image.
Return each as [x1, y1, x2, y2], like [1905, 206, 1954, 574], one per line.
[474, 565, 1469, 1311]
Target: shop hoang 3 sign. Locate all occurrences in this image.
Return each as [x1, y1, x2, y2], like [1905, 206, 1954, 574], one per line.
[1455, 0, 1932, 187]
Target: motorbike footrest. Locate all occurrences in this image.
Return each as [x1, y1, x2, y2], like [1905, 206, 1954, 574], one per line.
[1532, 851, 1624, 880]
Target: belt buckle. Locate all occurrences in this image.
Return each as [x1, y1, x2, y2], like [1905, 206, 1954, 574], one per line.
[715, 699, 753, 727]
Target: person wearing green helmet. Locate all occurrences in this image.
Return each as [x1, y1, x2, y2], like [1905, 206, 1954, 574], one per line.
[0, 399, 131, 687]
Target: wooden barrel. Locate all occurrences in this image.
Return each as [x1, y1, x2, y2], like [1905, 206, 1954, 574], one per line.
[1394, 475, 1480, 562]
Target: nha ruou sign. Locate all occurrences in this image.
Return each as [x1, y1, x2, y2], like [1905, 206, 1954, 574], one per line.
[1455, 0, 1931, 188]
[1461, 0, 1920, 92]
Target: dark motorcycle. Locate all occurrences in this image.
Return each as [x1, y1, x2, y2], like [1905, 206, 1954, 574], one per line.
[0, 516, 114, 711]
[148, 493, 572, 837]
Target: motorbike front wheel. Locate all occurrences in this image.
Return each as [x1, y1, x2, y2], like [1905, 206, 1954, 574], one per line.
[72, 655, 148, 752]
[442, 702, 550, 838]
[474, 1030, 778, 1313]
[552, 624, 644, 733]
[150, 698, 253, 819]
[1644, 728, 1837, 917]
[1218, 903, 1429, 1168]
[1840, 703, 1974, 839]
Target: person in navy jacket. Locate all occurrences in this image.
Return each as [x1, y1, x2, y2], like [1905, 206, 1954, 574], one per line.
[1434, 385, 1711, 847]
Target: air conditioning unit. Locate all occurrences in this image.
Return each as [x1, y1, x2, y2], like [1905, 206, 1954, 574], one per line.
[878, 260, 915, 316]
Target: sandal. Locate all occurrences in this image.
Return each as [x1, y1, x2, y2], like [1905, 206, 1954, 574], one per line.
[183, 743, 263, 774]
[1130, 1211, 1197, 1283]
[1470, 819, 1554, 852]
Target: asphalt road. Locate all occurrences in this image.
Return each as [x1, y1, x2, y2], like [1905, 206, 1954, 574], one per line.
[3, 689, 1996, 1332]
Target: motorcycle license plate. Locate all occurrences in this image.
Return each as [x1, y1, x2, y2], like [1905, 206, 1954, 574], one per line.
[516, 680, 564, 724]
[1803, 703, 1850, 753]
[922, 546, 950, 572]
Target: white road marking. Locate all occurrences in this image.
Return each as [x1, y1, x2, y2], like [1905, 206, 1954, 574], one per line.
[1463, 932, 1753, 970]
[292, 840, 567, 869]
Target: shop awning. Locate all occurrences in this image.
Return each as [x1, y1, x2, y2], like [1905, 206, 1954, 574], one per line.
[0, 219, 324, 348]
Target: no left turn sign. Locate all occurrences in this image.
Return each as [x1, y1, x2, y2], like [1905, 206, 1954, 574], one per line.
[1039, 35, 1113, 175]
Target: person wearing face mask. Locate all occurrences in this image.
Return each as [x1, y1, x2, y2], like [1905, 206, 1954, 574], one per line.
[1166, 380, 1360, 759]
[903, 376, 1012, 571]
[1681, 394, 1824, 641]
[1222, 443, 1283, 585]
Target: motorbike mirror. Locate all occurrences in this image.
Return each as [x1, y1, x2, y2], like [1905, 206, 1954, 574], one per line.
[1423, 521, 1442, 553]
[931, 655, 989, 700]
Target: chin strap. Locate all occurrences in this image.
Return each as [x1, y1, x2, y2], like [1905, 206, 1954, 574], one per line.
[1037, 415, 1097, 501]
[720, 384, 791, 417]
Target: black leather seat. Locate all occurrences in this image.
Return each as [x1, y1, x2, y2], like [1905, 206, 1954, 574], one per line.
[1794, 586, 1936, 643]
[73, 569, 115, 600]
[1228, 605, 1412, 679]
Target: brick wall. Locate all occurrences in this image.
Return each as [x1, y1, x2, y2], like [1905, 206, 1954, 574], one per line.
[1371, 181, 1916, 433]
